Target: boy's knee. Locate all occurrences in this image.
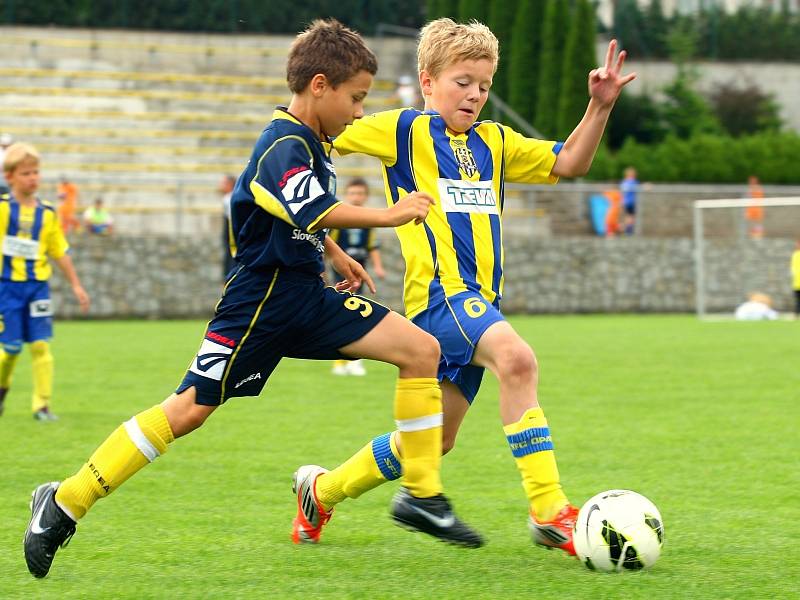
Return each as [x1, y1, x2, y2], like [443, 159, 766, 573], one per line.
[30, 340, 52, 359]
[162, 389, 216, 438]
[412, 333, 440, 374]
[419, 333, 440, 367]
[396, 331, 439, 374]
[498, 344, 537, 382]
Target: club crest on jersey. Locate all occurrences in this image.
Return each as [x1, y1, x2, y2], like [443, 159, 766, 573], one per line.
[452, 144, 478, 178]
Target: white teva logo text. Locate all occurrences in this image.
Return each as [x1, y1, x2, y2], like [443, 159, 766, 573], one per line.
[437, 179, 498, 215]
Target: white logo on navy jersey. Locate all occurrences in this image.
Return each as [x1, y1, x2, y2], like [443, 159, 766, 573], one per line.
[235, 372, 262, 388]
[189, 339, 233, 381]
[291, 229, 325, 253]
[281, 168, 325, 214]
[437, 179, 498, 215]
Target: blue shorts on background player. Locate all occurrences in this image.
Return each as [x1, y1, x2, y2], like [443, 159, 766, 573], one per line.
[0, 142, 89, 421]
[24, 19, 482, 581]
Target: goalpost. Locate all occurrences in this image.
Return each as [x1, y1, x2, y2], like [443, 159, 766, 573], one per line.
[693, 197, 800, 319]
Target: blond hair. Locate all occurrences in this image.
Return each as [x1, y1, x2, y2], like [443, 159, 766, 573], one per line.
[3, 142, 40, 173]
[417, 18, 499, 78]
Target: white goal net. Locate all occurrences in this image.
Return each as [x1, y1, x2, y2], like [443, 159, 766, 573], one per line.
[693, 197, 800, 319]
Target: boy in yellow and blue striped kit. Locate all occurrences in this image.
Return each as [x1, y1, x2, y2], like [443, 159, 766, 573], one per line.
[0, 143, 90, 421]
[293, 18, 636, 555]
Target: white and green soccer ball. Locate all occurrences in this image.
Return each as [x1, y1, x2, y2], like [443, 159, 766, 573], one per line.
[573, 489, 664, 572]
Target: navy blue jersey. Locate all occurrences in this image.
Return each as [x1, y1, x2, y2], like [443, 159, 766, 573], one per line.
[328, 227, 379, 264]
[230, 108, 341, 275]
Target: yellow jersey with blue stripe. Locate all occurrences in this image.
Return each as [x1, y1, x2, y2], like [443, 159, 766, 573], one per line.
[1, 194, 69, 282]
[334, 109, 560, 318]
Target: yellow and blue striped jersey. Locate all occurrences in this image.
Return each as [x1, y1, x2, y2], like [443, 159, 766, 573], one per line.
[1, 194, 69, 282]
[334, 109, 560, 318]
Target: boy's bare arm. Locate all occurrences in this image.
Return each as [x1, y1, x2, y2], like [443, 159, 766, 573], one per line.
[318, 192, 435, 229]
[552, 39, 636, 178]
[53, 255, 90, 313]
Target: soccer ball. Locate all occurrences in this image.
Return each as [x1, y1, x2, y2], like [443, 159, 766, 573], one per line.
[573, 489, 664, 572]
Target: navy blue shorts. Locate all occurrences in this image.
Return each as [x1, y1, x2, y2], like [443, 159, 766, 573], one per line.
[177, 265, 389, 406]
[411, 290, 504, 404]
[0, 280, 53, 351]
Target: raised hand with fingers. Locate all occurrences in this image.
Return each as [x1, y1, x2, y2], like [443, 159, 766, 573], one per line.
[588, 39, 637, 108]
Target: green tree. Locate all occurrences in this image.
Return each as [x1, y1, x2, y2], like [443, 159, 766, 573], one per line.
[488, 0, 519, 103]
[427, 0, 458, 21]
[612, 0, 646, 56]
[556, 0, 596, 139]
[507, 0, 544, 122]
[534, 0, 569, 137]
[643, 0, 668, 58]
[661, 21, 721, 138]
[606, 91, 666, 150]
[458, 0, 486, 23]
[709, 82, 782, 138]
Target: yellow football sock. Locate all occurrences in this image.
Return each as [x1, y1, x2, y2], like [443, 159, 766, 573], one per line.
[316, 432, 401, 510]
[395, 377, 442, 498]
[55, 404, 175, 520]
[30, 341, 53, 413]
[504, 407, 569, 522]
[0, 348, 19, 389]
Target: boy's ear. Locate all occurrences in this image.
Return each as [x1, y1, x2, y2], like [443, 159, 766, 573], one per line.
[419, 70, 433, 97]
[309, 73, 330, 97]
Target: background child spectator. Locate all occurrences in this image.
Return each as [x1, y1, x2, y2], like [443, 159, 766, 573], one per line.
[57, 175, 81, 235]
[620, 166, 639, 235]
[83, 198, 113, 235]
[745, 175, 765, 240]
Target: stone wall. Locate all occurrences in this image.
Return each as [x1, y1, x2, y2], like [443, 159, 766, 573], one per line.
[49, 234, 797, 319]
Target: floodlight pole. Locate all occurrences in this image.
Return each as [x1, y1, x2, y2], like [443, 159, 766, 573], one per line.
[693, 201, 705, 320]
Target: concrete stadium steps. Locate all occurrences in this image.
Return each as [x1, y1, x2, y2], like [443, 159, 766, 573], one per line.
[35, 162, 380, 185]
[0, 67, 293, 94]
[0, 27, 296, 75]
[0, 26, 416, 79]
[0, 84, 394, 113]
[4, 107, 275, 130]
[0, 66, 396, 96]
[0, 126, 257, 147]
[0, 25, 409, 221]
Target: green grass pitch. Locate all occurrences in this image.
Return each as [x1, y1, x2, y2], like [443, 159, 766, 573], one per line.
[0, 316, 797, 598]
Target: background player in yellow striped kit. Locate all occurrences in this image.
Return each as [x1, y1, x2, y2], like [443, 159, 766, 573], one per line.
[0, 143, 90, 421]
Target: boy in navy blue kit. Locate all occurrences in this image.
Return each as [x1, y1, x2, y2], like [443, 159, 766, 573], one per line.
[24, 19, 482, 580]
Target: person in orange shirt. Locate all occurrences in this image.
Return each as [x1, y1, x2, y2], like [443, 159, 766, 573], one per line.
[745, 175, 764, 240]
[57, 176, 80, 235]
[604, 188, 622, 237]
